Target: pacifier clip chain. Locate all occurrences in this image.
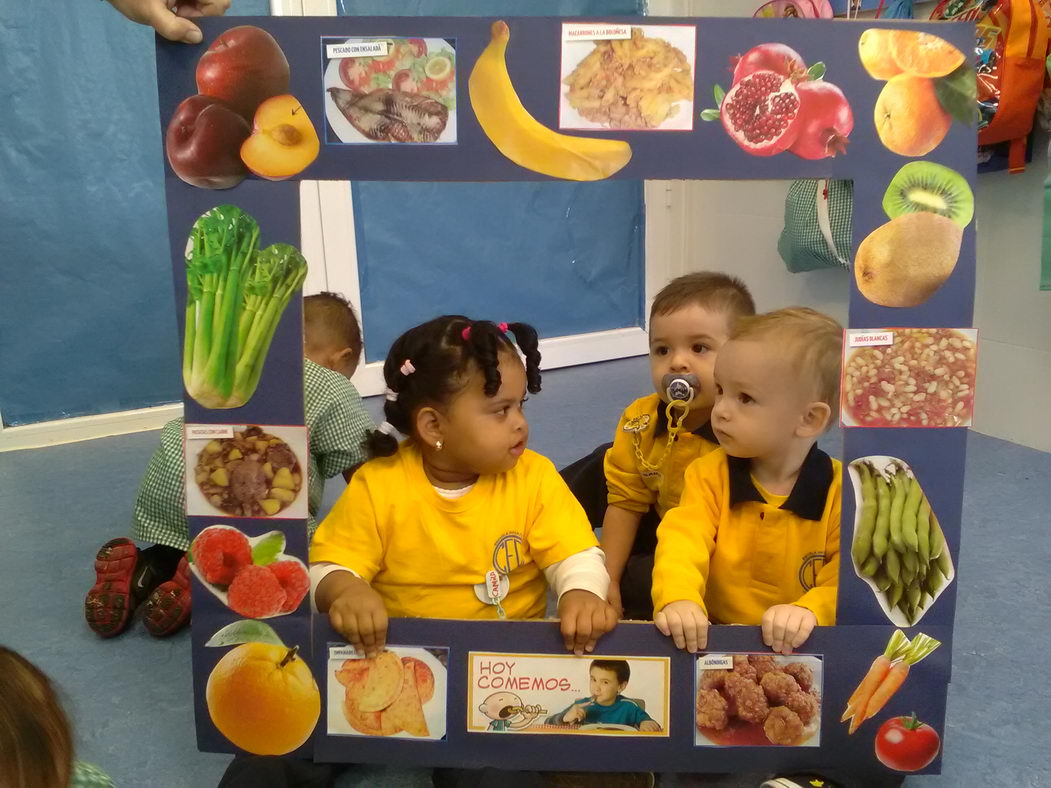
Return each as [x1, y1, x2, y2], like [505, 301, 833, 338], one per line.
[633, 396, 691, 473]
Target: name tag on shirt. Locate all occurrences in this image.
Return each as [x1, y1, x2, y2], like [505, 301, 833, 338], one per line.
[474, 569, 509, 607]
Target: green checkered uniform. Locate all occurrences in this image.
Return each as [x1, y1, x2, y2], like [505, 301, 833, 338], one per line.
[70, 761, 114, 788]
[131, 360, 374, 550]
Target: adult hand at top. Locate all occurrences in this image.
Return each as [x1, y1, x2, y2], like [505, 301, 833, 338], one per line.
[105, 0, 232, 44]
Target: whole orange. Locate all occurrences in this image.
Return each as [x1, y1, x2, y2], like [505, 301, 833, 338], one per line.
[874, 75, 951, 157]
[858, 29, 902, 80]
[206, 642, 321, 755]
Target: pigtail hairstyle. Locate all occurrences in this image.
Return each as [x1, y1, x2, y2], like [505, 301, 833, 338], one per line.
[505, 322, 542, 394]
[365, 315, 543, 459]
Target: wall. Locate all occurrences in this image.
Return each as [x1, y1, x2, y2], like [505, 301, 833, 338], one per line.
[971, 156, 1051, 451]
[0, 0, 269, 428]
[680, 180, 852, 323]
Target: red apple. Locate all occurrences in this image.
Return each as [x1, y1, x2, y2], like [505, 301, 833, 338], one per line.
[196, 25, 290, 120]
[165, 95, 251, 190]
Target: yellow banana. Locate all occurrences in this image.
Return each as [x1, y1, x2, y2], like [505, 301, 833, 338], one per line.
[469, 21, 632, 181]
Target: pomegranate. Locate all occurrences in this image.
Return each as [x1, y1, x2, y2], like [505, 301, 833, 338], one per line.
[732, 43, 807, 86]
[789, 80, 853, 159]
[720, 69, 802, 156]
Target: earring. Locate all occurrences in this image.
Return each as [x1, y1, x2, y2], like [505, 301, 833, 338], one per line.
[435, 440, 443, 451]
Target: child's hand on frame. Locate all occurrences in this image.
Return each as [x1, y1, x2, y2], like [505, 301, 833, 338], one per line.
[557, 589, 618, 655]
[327, 576, 389, 657]
[654, 600, 709, 653]
[761, 604, 817, 655]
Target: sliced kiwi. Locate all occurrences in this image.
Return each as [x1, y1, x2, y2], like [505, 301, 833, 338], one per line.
[882, 161, 974, 229]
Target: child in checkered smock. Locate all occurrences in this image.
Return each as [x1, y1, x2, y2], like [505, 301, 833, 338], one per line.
[83, 293, 374, 639]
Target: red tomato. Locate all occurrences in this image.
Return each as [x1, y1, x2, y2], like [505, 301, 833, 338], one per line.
[408, 38, 427, 58]
[369, 40, 398, 73]
[339, 58, 371, 91]
[392, 69, 418, 93]
[874, 714, 941, 772]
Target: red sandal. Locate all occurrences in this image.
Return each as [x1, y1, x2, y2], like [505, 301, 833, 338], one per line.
[143, 556, 192, 637]
[84, 538, 158, 638]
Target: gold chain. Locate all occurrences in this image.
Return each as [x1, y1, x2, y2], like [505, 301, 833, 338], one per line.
[632, 397, 691, 473]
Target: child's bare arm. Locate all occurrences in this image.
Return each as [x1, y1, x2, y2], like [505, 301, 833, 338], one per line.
[557, 590, 617, 656]
[316, 571, 389, 657]
[599, 505, 643, 617]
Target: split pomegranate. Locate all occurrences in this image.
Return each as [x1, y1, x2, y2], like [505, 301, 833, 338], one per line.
[720, 69, 802, 156]
[789, 80, 854, 159]
[732, 43, 807, 85]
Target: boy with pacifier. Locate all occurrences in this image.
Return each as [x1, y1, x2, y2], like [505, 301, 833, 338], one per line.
[562, 272, 756, 620]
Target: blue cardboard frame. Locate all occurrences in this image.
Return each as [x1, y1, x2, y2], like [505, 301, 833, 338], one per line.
[159, 15, 976, 776]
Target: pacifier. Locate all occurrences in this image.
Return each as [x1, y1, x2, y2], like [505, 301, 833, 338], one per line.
[662, 373, 700, 404]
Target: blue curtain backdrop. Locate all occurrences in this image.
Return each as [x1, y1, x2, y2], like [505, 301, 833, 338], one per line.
[339, 0, 647, 362]
[0, 0, 269, 427]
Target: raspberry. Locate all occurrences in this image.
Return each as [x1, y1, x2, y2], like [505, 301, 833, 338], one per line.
[267, 560, 310, 613]
[190, 527, 251, 586]
[227, 564, 286, 618]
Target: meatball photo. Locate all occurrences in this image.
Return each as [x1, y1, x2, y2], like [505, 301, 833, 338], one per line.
[694, 654, 824, 747]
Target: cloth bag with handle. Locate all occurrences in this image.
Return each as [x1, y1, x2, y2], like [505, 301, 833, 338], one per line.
[777, 179, 852, 273]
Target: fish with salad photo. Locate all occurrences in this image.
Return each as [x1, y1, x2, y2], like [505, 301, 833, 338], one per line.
[323, 37, 457, 144]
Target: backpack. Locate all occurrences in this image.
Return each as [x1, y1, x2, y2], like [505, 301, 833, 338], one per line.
[778, 179, 853, 273]
[932, 0, 1050, 172]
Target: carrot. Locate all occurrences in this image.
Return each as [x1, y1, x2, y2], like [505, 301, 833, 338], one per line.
[846, 632, 943, 733]
[842, 630, 909, 729]
[842, 656, 889, 724]
[858, 659, 910, 724]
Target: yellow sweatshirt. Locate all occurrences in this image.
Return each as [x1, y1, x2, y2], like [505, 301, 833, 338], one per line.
[310, 444, 598, 620]
[651, 446, 841, 626]
[605, 393, 720, 519]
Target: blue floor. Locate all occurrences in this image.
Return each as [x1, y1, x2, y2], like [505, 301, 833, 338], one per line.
[0, 356, 1048, 786]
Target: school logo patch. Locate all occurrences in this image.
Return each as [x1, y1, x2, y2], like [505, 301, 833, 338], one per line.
[492, 533, 525, 575]
[622, 414, 651, 434]
[798, 552, 826, 591]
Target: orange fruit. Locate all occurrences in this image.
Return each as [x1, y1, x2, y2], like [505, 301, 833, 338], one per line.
[206, 642, 320, 755]
[858, 29, 903, 80]
[890, 31, 965, 78]
[874, 75, 951, 156]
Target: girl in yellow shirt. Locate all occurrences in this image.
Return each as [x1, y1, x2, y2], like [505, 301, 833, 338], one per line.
[310, 315, 616, 657]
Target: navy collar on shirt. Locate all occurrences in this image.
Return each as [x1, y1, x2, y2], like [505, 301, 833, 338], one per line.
[654, 404, 718, 442]
[726, 444, 833, 522]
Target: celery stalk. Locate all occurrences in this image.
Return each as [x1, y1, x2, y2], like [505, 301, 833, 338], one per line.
[182, 206, 307, 410]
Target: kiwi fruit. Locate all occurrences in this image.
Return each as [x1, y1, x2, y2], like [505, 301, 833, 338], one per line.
[854, 213, 963, 308]
[882, 161, 974, 229]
